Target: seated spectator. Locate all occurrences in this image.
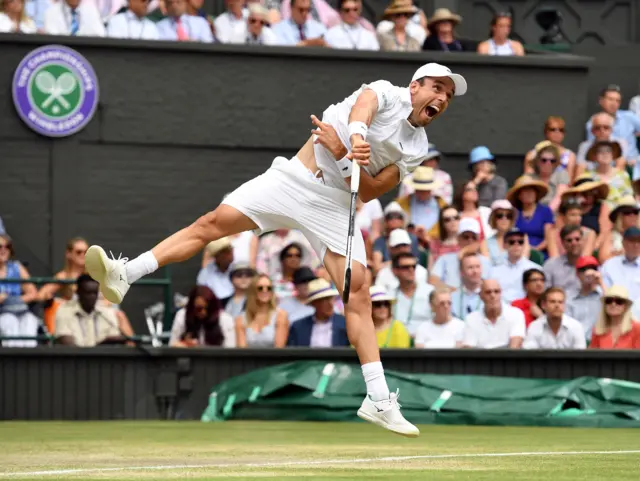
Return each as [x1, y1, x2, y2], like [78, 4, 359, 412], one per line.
[590, 285, 640, 349]
[511, 268, 546, 327]
[524, 116, 577, 182]
[462, 279, 525, 348]
[371, 203, 419, 273]
[422, 8, 474, 51]
[507, 176, 554, 255]
[287, 278, 349, 347]
[523, 288, 586, 349]
[468, 146, 507, 208]
[415, 287, 464, 348]
[561, 174, 611, 239]
[170, 285, 235, 347]
[454, 179, 493, 242]
[375, 230, 427, 292]
[565, 255, 604, 341]
[325, 0, 378, 50]
[400, 145, 453, 204]
[428, 206, 460, 267]
[552, 198, 596, 258]
[55, 275, 123, 347]
[543, 225, 583, 293]
[197, 237, 234, 307]
[44, 0, 105, 36]
[377, 0, 420, 51]
[235, 274, 288, 347]
[38, 236, 88, 304]
[0, 0, 36, 33]
[450, 252, 483, 319]
[586, 140, 633, 207]
[107, 0, 160, 39]
[156, 0, 213, 42]
[0, 235, 39, 347]
[395, 166, 446, 240]
[355, 198, 383, 245]
[278, 266, 316, 323]
[476, 12, 524, 56]
[490, 228, 539, 303]
[601, 226, 640, 305]
[481, 199, 530, 266]
[368, 286, 410, 348]
[203, 230, 256, 268]
[430, 218, 491, 289]
[186, 0, 215, 36]
[525, 141, 569, 212]
[224, 262, 256, 319]
[272, 0, 326, 46]
[272, 242, 304, 300]
[577, 112, 628, 175]
[599, 196, 640, 262]
[214, 0, 245, 43]
[389, 252, 433, 337]
[256, 229, 318, 279]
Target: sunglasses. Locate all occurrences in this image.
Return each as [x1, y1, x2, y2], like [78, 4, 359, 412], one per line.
[397, 264, 416, 270]
[296, 6, 310, 12]
[386, 214, 404, 221]
[233, 269, 254, 278]
[443, 215, 460, 223]
[257, 285, 273, 292]
[507, 239, 524, 246]
[563, 236, 582, 244]
[593, 125, 611, 131]
[577, 266, 598, 273]
[249, 17, 266, 25]
[495, 212, 513, 220]
[483, 289, 501, 295]
[0, 244, 10, 250]
[341, 6, 358, 13]
[547, 127, 564, 133]
[604, 297, 626, 306]
[373, 301, 391, 308]
[73, 248, 87, 255]
[539, 156, 557, 164]
[528, 276, 545, 283]
[393, 12, 412, 18]
[194, 304, 208, 313]
[285, 252, 302, 258]
[460, 234, 478, 241]
[621, 210, 639, 216]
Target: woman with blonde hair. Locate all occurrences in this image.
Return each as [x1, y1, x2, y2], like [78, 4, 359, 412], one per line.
[590, 285, 640, 349]
[524, 116, 576, 181]
[235, 273, 289, 347]
[597, 197, 640, 263]
[369, 286, 410, 348]
[481, 199, 530, 265]
[0, 0, 36, 32]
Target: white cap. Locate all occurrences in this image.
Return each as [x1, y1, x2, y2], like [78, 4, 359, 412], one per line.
[389, 229, 412, 247]
[458, 218, 480, 235]
[411, 63, 467, 97]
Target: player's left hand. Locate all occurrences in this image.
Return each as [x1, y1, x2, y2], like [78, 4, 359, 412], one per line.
[311, 115, 348, 160]
[350, 135, 371, 166]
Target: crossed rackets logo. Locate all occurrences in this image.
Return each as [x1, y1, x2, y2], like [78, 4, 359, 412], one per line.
[33, 68, 78, 115]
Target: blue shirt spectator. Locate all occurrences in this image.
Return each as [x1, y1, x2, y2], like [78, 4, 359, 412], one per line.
[272, 17, 326, 45]
[515, 203, 553, 249]
[157, 14, 213, 42]
[586, 110, 640, 164]
[431, 252, 491, 289]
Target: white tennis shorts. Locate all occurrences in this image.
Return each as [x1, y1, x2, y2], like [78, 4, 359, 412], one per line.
[222, 156, 366, 267]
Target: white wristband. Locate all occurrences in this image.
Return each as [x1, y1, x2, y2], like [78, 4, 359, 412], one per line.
[336, 156, 353, 178]
[348, 121, 368, 141]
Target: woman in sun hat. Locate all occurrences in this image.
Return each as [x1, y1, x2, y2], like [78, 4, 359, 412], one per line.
[597, 196, 640, 262]
[561, 173, 611, 238]
[590, 285, 640, 349]
[523, 116, 577, 181]
[507, 176, 553, 257]
[585, 139, 633, 207]
[481, 199, 531, 265]
[525, 141, 569, 212]
[377, 0, 422, 51]
[368, 286, 411, 348]
[422, 7, 475, 51]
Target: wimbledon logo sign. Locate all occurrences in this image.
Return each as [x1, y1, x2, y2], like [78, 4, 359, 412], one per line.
[12, 44, 99, 138]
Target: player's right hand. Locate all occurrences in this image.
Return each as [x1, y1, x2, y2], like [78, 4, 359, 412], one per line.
[350, 135, 371, 166]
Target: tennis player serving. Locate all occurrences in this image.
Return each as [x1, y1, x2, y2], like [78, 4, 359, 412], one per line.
[85, 62, 467, 437]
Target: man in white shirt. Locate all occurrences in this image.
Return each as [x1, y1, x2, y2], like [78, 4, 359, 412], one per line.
[450, 252, 483, 318]
[490, 228, 539, 303]
[389, 252, 433, 337]
[523, 288, 586, 349]
[244, 3, 277, 45]
[157, 0, 213, 42]
[44, 0, 106, 36]
[325, 0, 379, 50]
[107, 0, 159, 39]
[415, 287, 464, 348]
[196, 237, 234, 305]
[463, 279, 525, 349]
[375, 229, 427, 291]
[87, 63, 467, 438]
[214, 0, 246, 43]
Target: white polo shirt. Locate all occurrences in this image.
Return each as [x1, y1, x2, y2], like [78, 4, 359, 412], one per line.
[315, 80, 429, 192]
[392, 282, 434, 337]
[414, 317, 464, 348]
[463, 304, 526, 349]
[325, 22, 380, 50]
[374, 263, 428, 293]
[523, 315, 586, 349]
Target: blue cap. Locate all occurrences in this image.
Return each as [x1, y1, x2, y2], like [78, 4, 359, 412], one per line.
[623, 227, 640, 238]
[469, 146, 495, 165]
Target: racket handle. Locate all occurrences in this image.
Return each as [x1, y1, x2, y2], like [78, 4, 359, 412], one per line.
[350, 161, 361, 193]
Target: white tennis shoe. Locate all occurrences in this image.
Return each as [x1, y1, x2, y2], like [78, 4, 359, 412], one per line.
[85, 245, 130, 304]
[357, 390, 420, 438]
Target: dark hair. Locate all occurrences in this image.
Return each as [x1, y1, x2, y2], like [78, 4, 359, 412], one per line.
[279, 242, 303, 262]
[600, 84, 621, 98]
[338, 0, 359, 9]
[436, 205, 458, 241]
[560, 224, 582, 240]
[184, 285, 224, 346]
[77, 273, 97, 289]
[489, 11, 511, 37]
[392, 252, 415, 268]
[452, 180, 478, 211]
[459, 250, 479, 269]
[559, 198, 582, 215]
[0, 234, 15, 258]
[522, 268, 545, 286]
[541, 287, 565, 303]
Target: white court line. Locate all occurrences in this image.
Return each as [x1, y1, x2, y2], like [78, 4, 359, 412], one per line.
[2, 450, 640, 477]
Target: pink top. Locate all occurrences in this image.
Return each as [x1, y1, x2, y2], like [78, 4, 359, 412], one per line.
[280, 0, 375, 31]
[429, 240, 459, 262]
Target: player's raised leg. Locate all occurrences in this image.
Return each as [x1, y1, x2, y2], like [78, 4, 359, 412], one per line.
[85, 205, 257, 304]
[323, 250, 419, 437]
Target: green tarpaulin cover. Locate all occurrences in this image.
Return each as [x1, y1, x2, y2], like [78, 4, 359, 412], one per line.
[201, 361, 640, 428]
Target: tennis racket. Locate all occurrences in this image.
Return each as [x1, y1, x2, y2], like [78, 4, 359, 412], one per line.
[342, 160, 361, 304]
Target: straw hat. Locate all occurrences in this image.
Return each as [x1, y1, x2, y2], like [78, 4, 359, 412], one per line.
[562, 173, 609, 202]
[305, 278, 339, 304]
[505, 176, 549, 204]
[369, 286, 396, 303]
[602, 285, 631, 305]
[534, 140, 560, 159]
[206, 237, 232, 256]
[383, 0, 418, 19]
[409, 166, 441, 192]
[586, 139, 622, 163]
[609, 196, 640, 222]
[427, 8, 461, 29]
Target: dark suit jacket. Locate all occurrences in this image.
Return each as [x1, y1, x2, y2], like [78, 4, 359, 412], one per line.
[422, 35, 477, 52]
[286, 315, 350, 347]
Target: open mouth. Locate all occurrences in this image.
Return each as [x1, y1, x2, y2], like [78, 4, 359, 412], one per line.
[425, 104, 440, 119]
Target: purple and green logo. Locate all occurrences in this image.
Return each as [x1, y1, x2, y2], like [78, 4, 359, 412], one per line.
[12, 44, 99, 138]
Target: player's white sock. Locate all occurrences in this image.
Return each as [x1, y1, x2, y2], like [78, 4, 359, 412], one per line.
[362, 361, 390, 402]
[124, 251, 158, 284]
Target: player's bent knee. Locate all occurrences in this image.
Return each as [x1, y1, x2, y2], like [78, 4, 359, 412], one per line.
[192, 211, 222, 243]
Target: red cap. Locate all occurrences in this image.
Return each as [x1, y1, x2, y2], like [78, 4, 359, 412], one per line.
[575, 256, 599, 270]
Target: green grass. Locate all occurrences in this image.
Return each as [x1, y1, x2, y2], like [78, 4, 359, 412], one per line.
[0, 421, 639, 480]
